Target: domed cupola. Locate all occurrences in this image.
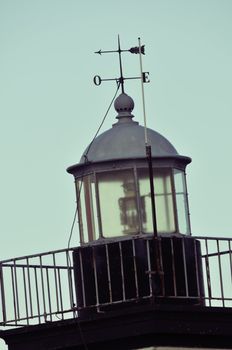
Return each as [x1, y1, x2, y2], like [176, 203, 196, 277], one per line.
[67, 92, 191, 244]
[78, 93, 184, 165]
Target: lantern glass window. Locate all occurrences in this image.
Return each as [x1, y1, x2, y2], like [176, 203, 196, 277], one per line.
[75, 165, 191, 243]
[97, 169, 139, 238]
[174, 169, 191, 234]
[76, 175, 98, 243]
[137, 168, 176, 234]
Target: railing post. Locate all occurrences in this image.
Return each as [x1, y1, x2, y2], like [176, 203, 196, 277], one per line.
[0, 264, 7, 324]
[66, 251, 75, 317]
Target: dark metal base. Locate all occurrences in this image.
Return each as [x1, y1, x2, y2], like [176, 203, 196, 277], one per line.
[73, 236, 205, 319]
[1, 304, 232, 350]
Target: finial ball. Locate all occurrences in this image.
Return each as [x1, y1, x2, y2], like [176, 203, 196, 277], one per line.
[114, 93, 134, 113]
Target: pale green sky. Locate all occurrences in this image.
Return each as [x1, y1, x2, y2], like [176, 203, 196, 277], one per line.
[0, 0, 232, 347]
[1, 0, 232, 256]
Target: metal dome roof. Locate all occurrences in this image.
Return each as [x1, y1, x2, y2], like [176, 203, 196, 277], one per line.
[80, 93, 179, 164]
[80, 120, 179, 163]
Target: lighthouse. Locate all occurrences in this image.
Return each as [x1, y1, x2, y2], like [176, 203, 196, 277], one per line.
[67, 49, 204, 314]
[4, 39, 232, 350]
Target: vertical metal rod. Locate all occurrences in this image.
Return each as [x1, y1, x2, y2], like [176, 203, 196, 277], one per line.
[57, 268, 64, 319]
[146, 146, 158, 237]
[11, 266, 17, 324]
[132, 240, 139, 299]
[79, 249, 86, 308]
[22, 267, 29, 325]
[133, 166, 143, 234]
[46, 268, 52, 321]
[26, 258, 33, 318]
[0, 265, 7, 324]
[66, 251, 74, 312]
[228, 240, 232, 288]
[92, 247, 100, 308]
[217, 240, 225, 307]
[39, 256, 47, 320]
[105, 244, 113, 303]
[118, 35, 124, 93]
[138, 37, 148, 145]
[34, 268, 41, 324]
[53, 254, 60, 312]
[146, 240, 153, 297]
[13, 260, 20, 320]
[138, 37, 157, 236]
[138, 37, 158, 236]
[193, 240, 201, 298]
[181, 238, 189, 297]
[205, 239, 212, 306]
[170, 238, 177, 297]
[119, 242, 126, 301]
[158, 238, 165, 297]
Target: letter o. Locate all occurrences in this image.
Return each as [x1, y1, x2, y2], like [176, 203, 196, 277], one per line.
[93, 75, 102, 86]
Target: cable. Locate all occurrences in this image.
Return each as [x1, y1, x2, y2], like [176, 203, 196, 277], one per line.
[67, 81, 120, 249]
[67, 206, 78, 249]
[83, 82, 120, 162]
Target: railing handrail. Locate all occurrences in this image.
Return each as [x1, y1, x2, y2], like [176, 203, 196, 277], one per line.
[0, 246, 79, 264]
[1, 234, 232, 264]
[0, 263, 74, 269]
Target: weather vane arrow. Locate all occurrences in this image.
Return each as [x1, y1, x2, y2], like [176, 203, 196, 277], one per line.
[93, 36, 149, 93]
[95, 45, 145, 55]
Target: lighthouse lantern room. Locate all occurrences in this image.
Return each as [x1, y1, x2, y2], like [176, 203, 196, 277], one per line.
[67, 92, 191, 243]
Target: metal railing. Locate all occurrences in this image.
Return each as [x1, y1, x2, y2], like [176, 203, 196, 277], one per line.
[195, 236, 232, 308]
[0, 247, 76, 327]
[0, 235, 231, 327]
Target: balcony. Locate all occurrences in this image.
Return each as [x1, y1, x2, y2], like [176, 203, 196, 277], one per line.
[0, 235, 231, 328]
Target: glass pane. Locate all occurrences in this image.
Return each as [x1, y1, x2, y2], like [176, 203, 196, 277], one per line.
[76, 175, 99, 243]
[176, 194, 189, 234]
[97, 170, 139, 237]
[156, 193, 175, 232]
[83, 176, 96, 241]
[174, 168, 186, 193]
[91, 179, 99, 238]
[76, 179, 88, 243]
[174, 169, 191, 234]
[138, 169, 176, 234]
[138, 177, 153, 232]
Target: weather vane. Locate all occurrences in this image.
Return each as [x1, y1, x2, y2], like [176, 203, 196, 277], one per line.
[93, 35, 150, 93]
[94, 37, 157, 236]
